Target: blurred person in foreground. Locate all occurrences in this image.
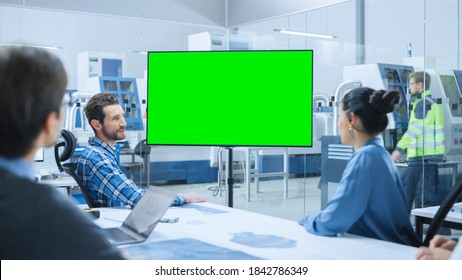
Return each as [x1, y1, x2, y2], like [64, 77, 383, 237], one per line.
[0, 46, 123, 259]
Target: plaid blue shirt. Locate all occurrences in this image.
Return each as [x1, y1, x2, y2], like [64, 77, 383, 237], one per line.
[76, 137, 183, 207]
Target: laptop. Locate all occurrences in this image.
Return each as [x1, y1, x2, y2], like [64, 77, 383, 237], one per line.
[103, 186, 177, 245]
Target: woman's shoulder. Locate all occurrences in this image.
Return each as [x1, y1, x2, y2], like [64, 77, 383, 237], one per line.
[357, 141, 384, 154]
[353, 143, 389, 163]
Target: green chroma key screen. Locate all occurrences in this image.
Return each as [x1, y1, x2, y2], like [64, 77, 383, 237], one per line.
[146, 50, 313, 147]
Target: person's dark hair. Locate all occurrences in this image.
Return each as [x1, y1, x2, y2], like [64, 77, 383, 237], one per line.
[84, 93, 120, 132]
[410, 71, 431, 90]
[0, 46, 67, 158]
[342, 87, 400, 135]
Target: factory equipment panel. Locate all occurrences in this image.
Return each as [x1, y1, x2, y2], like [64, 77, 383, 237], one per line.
[344, 63, 414, 150]
[433, 69, 462, 155]
[87, 76, 143, 130]
[77, 52, 125, 91]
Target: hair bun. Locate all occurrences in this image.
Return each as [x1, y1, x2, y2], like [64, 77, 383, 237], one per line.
[369, 90, 400, 114]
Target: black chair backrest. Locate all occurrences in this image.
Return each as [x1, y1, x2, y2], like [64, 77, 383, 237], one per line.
[54, 129, 98, 208]
[133, 139, 151, 157]
[54, 129, 77, 173]
[62, 162, 98, 208]
[423, 176, 462, 246]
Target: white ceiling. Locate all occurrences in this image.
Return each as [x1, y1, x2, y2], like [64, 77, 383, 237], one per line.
[0, 0, 350, 27]
[227, 0, 350, 27]
[0, 0, 227, 26]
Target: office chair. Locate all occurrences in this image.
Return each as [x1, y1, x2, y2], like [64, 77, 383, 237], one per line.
[54, 129, 98, 208]
[120, 139, 151, 188]
[422, 176, 462, 246]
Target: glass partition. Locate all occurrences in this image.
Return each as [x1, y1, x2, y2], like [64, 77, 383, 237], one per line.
[225, 0, 461, 228]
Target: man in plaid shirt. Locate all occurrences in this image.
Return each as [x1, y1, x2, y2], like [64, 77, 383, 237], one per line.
[76, 93, 205, 208]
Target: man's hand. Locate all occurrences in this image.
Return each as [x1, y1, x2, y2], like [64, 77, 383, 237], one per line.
[179, 192, 206, 204]
[416, 235, 457, 260]
[416, 246, 452, 260]
[429, 235, 457, 251]
[391, 150, 401, 163]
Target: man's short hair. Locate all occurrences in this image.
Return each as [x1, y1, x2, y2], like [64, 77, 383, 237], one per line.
[84, 93, 120, 131]
[0, 46, 67, 158]
[410, 71, 431, 90]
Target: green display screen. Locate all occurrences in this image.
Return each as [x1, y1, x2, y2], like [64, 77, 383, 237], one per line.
[146, 50, 313, 147]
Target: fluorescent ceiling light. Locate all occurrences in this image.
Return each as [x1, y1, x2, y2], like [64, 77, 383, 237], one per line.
[0, 42, 64, 50]
[133, 50, 148, 55]
[274, 28, 336, 39]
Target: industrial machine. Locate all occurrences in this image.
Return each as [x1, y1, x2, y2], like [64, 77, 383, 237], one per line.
[320, 65, 462, 209]
[77, 51, 126, 92]
[63, 91, 93, 145]
[76, 51, 144, 143]
[344, 63, 462, 158]
[188, 31, 251, 51]
[430, 69, 462, 156]
[87, 76, 144, 131]
[344, 63, 414, 151]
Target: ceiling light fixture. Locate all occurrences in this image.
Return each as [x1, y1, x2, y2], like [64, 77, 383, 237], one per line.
[273, 28, 336, 39]
[133, 50, 148, 55]
[0, 42, 64, 50]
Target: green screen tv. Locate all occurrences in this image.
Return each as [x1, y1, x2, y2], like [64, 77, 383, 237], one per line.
[146, 50, 313, 147]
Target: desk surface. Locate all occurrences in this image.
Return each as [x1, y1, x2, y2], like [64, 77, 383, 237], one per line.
[94, 202, 418, 260]
[119, 148, 135, 155]
[395, 160, 459, 168]
[411, 203, 462, 224]
[39, 177, 77, 187]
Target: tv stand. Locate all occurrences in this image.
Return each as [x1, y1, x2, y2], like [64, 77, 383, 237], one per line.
[218, 147, 289, 203]
[226, 147, 235, 207]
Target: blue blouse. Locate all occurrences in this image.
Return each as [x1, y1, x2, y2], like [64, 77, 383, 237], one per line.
[299, 137, 421, 247]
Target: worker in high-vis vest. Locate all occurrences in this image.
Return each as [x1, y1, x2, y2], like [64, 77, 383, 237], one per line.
[391, 71, 445, 211]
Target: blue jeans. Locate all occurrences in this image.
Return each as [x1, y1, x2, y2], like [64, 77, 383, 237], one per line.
[402, 160, 442, 210]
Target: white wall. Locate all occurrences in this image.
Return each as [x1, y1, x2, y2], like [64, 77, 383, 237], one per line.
[235, 0, 462, 98]
[227, 0, 351, 27]
[0, 6, 225, 89]
[0, 0, 226, 26]
[236, 1, 357, 97]
[364, 0, 462, 69]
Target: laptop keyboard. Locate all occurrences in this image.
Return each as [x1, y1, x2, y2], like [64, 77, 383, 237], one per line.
[105, 228, 139, 242]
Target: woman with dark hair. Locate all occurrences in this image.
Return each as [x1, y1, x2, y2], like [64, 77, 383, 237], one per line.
[299, 87, 421, 247]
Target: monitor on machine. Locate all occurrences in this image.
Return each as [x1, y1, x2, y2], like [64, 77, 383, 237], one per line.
[440, 75, 462, 117]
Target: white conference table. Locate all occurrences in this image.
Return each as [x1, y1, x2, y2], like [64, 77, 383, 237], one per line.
[39, 177, 78, 196]
[411, 202, 462, 239]
[93, 202, 419, 260]
[396, 161, 459, 187]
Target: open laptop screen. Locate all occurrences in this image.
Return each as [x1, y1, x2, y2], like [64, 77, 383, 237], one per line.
[122, 187, 176, 237]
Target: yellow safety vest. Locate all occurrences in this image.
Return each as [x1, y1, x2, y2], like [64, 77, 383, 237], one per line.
[396, 90, 445, 159]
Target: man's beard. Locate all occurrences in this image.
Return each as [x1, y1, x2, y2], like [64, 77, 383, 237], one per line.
[102, 126, 125, 141]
